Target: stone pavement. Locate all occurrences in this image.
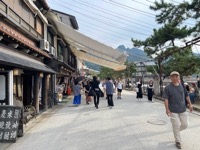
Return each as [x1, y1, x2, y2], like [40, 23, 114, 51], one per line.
[1, 90, 200, 150]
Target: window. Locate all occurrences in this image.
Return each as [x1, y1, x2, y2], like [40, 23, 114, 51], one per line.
[47, 31, 54, 46]
[69, 54, 72, 64]
[57, 44, 62, 56]
[35, 17, 44, 36]
[71, 57, 74, 67]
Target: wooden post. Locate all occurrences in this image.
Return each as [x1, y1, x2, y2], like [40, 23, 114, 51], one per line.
[42, 73, 48, 110]
[52, 74, 56, 105]
[33, 72, 39, 114]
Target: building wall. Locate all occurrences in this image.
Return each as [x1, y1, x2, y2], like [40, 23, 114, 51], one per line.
[57, 13, 72, 27]
[2, 0, 44, 36]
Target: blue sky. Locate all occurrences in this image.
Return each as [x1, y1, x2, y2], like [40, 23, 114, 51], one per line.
[46, 0, 198, 53]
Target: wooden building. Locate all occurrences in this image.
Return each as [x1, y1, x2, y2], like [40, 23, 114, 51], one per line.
[0, 0, 78, 114]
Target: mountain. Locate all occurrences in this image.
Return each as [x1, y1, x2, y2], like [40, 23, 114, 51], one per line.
[84, 45, 151, 70]
[84, 45, 200, 70]
[117, 45, 151, 62]
[84, 61, 100, 71]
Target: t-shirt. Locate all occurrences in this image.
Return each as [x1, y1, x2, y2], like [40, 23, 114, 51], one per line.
[106, 80, 114, 94]
[90, 80, 100, 90]
[73, 84, 81, 96]
[163, 83, 188, 113]
[117, 82, 123, 89]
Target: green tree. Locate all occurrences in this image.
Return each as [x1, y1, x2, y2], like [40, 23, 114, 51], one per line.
[150, 0, 200, 35]
[98, 67, 115, 80]
[132, 1, 198, 96]
[149, 0, 200, 76]
[98, 62, 136, 80]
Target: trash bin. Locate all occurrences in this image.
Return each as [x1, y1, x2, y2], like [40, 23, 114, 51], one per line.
[0, 105, 21, 143]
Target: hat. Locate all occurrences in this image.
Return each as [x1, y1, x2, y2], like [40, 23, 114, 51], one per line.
[170, 71, 180, 76]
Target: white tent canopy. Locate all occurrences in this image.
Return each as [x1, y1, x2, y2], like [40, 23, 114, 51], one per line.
[46, 11, 127, 71]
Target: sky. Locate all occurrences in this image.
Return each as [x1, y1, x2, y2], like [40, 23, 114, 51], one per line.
[46, 0, 199, 53]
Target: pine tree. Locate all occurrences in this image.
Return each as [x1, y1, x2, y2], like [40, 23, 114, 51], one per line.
[132, 0, 200, 96]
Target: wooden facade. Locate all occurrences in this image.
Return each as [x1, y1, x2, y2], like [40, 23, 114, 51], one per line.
[0, 0, 77, 112]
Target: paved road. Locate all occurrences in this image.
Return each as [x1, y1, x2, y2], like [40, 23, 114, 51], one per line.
[1, 91, 200, 150]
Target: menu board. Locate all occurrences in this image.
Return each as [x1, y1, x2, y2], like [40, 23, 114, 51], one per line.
[0, 106, 21, 143]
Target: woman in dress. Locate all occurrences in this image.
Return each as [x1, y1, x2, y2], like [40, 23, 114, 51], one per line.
[147, 80, 154, 102]
[136, 79, 143, 101]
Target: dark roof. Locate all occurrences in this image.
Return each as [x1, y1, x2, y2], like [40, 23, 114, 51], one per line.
[34, 0, 50, 11]
[0, 45, 55, 73]
[45, 58, 75, 72]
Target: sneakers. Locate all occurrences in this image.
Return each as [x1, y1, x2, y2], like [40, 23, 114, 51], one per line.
[175, 142, 182, 149]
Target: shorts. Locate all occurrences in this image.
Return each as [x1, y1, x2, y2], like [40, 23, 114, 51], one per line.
[117, 89, 122, 93]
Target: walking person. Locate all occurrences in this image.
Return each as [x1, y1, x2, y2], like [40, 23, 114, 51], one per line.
[113, 79, 117, 93]
[117, 78, 123, 99]
[163, 71, 193, 149]
[84, 80, 91, 104]
[147, 80, 154, 102]
[90, 76, 101, 109]
[73, 81, 81, 106]
[136, 79, 143, 101]
[102, 79, 107, 99]
[105, 77, 114, 109]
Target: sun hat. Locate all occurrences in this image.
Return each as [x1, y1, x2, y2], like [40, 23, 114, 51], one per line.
[170, 71, 180, 76]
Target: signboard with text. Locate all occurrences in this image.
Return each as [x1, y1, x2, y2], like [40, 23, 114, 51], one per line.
[0, 106, 21, 143]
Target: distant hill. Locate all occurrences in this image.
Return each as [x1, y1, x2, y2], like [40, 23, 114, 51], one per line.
[117, 45, 151, 62]
[84, 45, 151, 70]
[84, 61, 100, 71]
[84, 45, 200, 70]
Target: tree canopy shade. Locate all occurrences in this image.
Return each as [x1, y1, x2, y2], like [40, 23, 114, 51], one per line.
[132, 0, 200, 76]
[150, 0, 200, 36]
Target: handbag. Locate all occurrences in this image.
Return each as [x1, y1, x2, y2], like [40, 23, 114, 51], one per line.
[100, 89, 104, 97]
[88, 88, 96, 96]
[94, 88, 104, 97]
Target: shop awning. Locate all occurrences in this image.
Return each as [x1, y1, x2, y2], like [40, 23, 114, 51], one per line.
[46, 11, 127, 71]
[0, 45, 56, 73]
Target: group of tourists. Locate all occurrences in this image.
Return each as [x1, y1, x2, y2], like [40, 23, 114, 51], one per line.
[184, 82, 199, 104]
[72, 76, 123, 109]
[72, 71, 194, 149]
[136, 79, 154, 102]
